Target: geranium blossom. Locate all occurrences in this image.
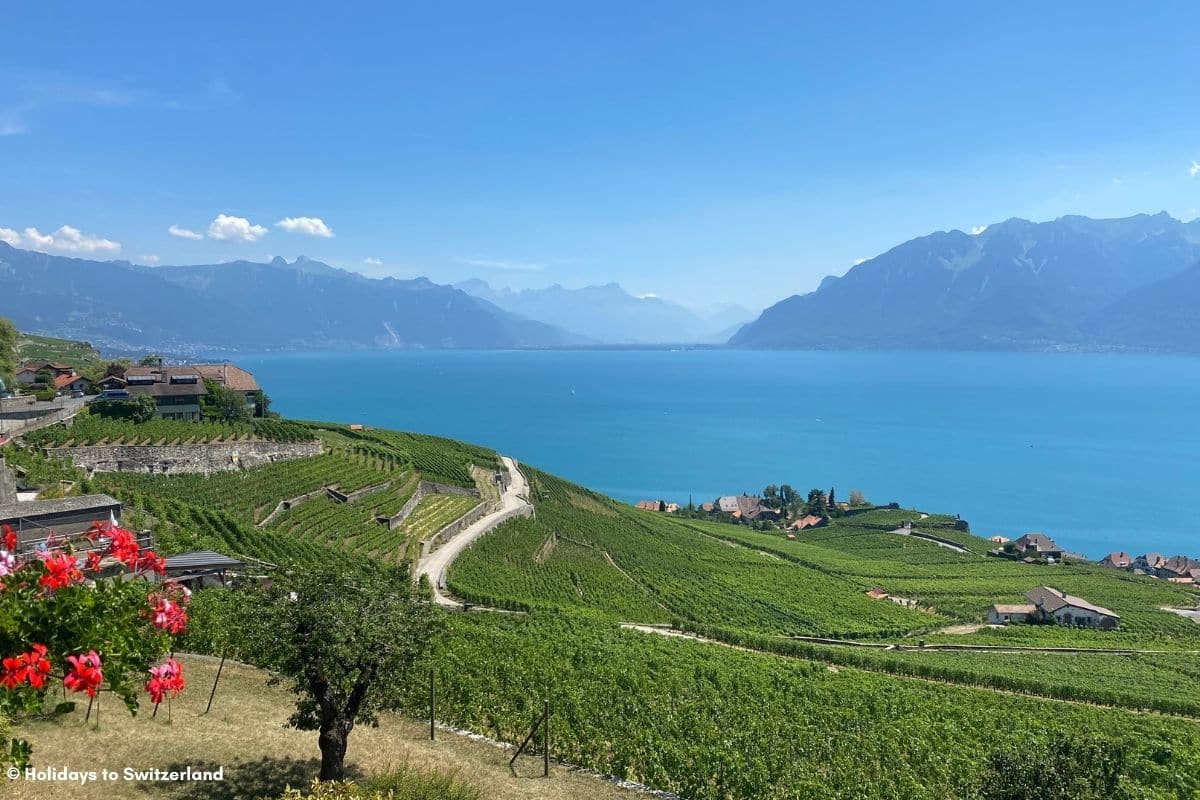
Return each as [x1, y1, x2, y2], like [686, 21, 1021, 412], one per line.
[2, 525, 17, 552]
[145, 658, 185, 704]
[147, 581, 190, 634]
[1, 644, 52, 690]
[63, 651, 104, 697]
[85, 550, 104, 573]
[38, 550, 82, 591]
[0, 549, 18, 578]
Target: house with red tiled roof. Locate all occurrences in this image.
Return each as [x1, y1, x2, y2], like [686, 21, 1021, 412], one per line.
[52, 373, 91, 394]
[788, 514, 825, 531]
[193, 363, 261, 412]
[1098, 551, 1132, 569]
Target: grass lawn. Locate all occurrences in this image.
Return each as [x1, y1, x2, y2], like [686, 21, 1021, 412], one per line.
[9, 655, 642, 800]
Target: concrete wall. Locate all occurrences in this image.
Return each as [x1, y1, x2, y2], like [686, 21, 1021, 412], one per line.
[46, 440, 322, 475]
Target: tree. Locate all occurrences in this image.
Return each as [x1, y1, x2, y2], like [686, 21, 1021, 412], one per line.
[253, 390, 273, 418]
[90, 395, 156, 423]
[763, 485, 778, 507]
[138, 354, 162, 367]
[0, 317, 16, 391]
[848, 488, 868, 507]
[828, 487, 837, 515]
[806, 488, 828, 518]
[233, 562, 440, 781]
[779, 485, 799, 509]
[976, 735, 1129, 800]
[201, 379, 251, 423]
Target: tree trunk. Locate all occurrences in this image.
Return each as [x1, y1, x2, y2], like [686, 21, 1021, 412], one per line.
[318, 720, 350, 782]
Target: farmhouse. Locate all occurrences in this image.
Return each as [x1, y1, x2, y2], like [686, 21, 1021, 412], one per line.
[52, 373, 92, 394]
[636, 500, 665, 512]
[1014, 532, 1064, 560]
[16, 362, 76, 385]
[1159, 555, 1200, 580]
[789, 514, 825, 531]
[1026, 586, 1120, 629]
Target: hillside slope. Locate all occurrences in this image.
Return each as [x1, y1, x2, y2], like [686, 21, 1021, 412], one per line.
[731, 212, 1200, 350]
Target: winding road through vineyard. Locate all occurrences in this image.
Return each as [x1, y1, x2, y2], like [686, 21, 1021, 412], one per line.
[415, 455, 532, 607]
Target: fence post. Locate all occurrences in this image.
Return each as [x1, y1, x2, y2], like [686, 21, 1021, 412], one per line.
[205, 654, 226, 714]
[429, 667, 436, 741]
[542, 700, 550, 778]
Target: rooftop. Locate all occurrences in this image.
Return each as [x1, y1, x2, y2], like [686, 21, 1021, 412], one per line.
[0, 494, 121, 522]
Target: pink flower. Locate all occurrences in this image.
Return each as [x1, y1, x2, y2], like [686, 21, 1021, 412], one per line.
[145, 659, 185, 704]
[63, 651, 103, 697]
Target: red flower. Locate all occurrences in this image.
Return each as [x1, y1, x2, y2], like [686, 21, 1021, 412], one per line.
[136, 550, 166, 577]
[105, 526, 141, 569]
[85, 550, 104, 573]
[2, 524, 16, 552]
[38, 550, 82, 591]
[63, 651, 103, 697]
[2, 644, 52, 691]
[84, 520, 109, 542]
[145, 658, 185, 704]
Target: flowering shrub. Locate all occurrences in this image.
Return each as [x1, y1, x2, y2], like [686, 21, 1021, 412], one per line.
[0, 520, 191, 766]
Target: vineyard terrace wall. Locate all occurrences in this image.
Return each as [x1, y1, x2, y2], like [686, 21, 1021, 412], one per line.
[44, 440, 323, 475]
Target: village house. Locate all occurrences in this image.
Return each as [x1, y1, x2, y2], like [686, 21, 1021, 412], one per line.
[16, 362, 76, 386]
[1134, 552, 1167, 572]
[989, 535, 1010, 544]
[988, 586, 1120, 629]
[193, 363, 261, 411]
[788, 514, 825, 531]
[124, 365, 206, 421]
[664, 502, 680, 513]
[1099, 551, 1132, 569]
[1014, 532, 1064, 561]
[635, 500, 665, 512]
[1158, 555, 1200, 580]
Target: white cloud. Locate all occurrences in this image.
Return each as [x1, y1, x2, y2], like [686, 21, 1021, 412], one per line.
[276, 216, 334, 238]
[363, 257, 383, 266]
[0, 224, 120, 254]
[138, 254, 161, 266]
[457, 256, 546, 272]
[1190, 160, 1200, 178]
[168, 224, 203, 240]
[207, 213, 267, 242]
[970, 225, 988, 235]
[636, 292, 658, 299]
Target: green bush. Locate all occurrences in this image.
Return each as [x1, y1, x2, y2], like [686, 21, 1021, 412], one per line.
[280, 769, 480, 800]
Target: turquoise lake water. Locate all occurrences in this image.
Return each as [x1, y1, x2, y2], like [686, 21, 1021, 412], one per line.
[238, 350, 1200, 559]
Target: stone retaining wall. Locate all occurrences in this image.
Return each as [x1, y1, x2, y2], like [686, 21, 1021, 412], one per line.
[47, 440, 322, 475]
[387, 480, 481, 530]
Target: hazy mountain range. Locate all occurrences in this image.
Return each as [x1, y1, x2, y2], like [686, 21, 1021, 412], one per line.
[731, 212, 1200, 351]
[455, 279, 754, 344]
[0, 245, 583, 353]
[4, 211, 1200, 354]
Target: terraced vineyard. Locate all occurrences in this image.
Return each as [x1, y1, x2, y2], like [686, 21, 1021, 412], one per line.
[99, 448, 407, 525]
[25, 416, 313, 447]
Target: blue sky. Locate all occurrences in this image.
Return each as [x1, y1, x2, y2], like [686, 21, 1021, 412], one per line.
[1, 1, 1198, 308]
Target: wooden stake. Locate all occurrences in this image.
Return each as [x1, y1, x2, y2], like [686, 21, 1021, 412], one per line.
[205, 654, 226, 714]
[429, 668, 436, 741]
[543, 700, 550, 778]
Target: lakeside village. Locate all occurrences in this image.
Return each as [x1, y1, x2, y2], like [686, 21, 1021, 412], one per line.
[635, 488, 1200, 631]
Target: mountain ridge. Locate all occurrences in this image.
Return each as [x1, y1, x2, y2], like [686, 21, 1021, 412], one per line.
[731, 212, 1200, 351]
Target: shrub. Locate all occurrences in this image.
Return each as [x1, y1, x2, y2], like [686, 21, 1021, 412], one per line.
[279, 768, 480, 800]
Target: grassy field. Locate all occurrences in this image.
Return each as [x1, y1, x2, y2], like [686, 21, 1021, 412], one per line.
[9, 655, 641, 800]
